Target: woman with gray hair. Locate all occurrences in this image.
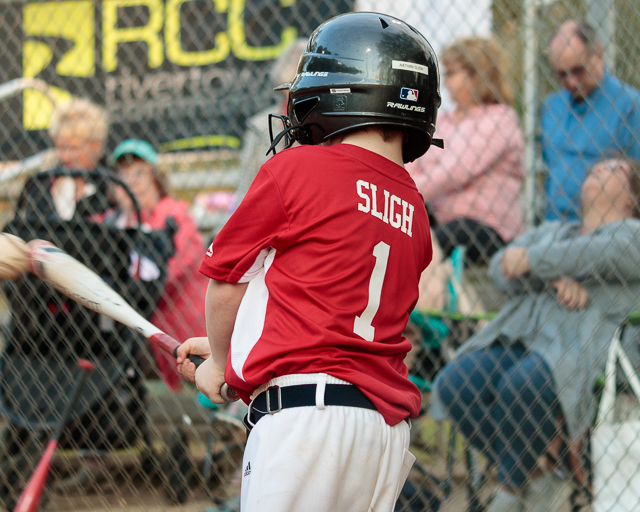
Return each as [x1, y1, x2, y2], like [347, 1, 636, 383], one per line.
[19, 98, 112, 219]
[49, 97, 109, 168]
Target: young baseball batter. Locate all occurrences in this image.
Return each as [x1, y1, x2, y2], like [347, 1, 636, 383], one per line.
[177, 11, 442, 512]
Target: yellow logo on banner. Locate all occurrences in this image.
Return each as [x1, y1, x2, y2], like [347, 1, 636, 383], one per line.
[23, 0, 298, 130]
[23, 1, 95, 129]
[101, 0, 297, 70]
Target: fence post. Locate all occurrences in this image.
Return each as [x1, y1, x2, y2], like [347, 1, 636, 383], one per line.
[522, 0, 539, 227]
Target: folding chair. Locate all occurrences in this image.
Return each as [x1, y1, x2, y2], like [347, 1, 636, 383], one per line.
[570, 310, 640, 512]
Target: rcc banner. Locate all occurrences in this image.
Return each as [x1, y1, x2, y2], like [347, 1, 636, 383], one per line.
[0, 0, 353, 159]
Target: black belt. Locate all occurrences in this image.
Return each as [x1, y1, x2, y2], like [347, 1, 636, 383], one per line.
[243, 384, 377, 433]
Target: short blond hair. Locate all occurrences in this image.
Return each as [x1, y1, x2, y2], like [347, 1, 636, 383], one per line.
[442, 36, 514, 106]
[49, 98, 109, 144]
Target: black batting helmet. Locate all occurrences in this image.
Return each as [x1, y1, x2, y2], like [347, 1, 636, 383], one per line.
[273, 12, 442, 163]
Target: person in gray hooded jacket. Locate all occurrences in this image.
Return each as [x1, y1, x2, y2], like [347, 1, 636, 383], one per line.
[430, 156, 640, 512]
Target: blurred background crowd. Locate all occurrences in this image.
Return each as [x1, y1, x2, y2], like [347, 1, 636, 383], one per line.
[0, 0, 640, 511]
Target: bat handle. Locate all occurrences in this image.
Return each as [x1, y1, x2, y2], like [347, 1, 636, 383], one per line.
[172, 347, 205, 368]
[171, 348, 239, 403]
[186, 353, 206, 367]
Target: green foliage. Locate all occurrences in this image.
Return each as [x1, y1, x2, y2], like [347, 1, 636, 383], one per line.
[615, 0, 640, 89]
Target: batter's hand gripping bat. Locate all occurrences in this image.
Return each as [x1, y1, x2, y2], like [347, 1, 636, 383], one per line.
[27, 239, 238, 403]
[14, 359, 95, 512]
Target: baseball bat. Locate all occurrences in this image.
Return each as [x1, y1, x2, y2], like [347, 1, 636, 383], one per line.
[0, 78, 53, 102]
[27, 239, 239, 402]
[14, 359, 95, 512]
[0, 149, 58, 185]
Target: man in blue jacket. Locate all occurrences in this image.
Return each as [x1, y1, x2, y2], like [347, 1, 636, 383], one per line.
[541, 20, 640, 221]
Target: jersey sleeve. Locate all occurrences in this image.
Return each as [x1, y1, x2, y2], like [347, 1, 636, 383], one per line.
[200, 166, 290, 283]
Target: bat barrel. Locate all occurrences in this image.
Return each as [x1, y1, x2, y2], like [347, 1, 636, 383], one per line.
[27, 240, 164, 339]
[13, 442, 58, 512]
[26, 240, 240, 403]
[13, 359, 95, 512]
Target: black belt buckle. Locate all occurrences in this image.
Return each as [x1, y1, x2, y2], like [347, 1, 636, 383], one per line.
[265, 385, 282, 414]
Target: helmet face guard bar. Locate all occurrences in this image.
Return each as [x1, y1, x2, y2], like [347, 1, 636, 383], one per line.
[266, 113, 308, 156]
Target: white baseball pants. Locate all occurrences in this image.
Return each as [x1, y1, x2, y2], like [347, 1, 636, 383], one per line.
[240, 374, 415, 512]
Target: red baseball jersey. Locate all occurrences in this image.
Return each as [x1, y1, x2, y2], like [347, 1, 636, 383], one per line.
[201, 144, 432, 425]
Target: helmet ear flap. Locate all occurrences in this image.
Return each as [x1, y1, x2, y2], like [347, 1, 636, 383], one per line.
[292, 96, 320, 124]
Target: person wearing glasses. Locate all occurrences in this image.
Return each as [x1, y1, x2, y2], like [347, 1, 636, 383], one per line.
[541, 20, 640, 222]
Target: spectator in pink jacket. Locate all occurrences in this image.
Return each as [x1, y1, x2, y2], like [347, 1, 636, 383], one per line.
[111, 140, 208, 391]
[407, 36, 525, 265]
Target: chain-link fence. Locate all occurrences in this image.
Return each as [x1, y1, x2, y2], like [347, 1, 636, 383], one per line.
[0, 0, 640, 510]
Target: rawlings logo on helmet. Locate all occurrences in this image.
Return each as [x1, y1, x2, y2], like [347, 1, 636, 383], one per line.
[299, 71, 329, 77]
[386, 102, 426, 113]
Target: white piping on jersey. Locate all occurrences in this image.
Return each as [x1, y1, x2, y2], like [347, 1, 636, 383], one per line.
[238, 247, 271, 283]
[231, 248, 276, 381]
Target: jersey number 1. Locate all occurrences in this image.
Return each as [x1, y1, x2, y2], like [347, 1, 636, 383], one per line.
[354, 241, 390, 342]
